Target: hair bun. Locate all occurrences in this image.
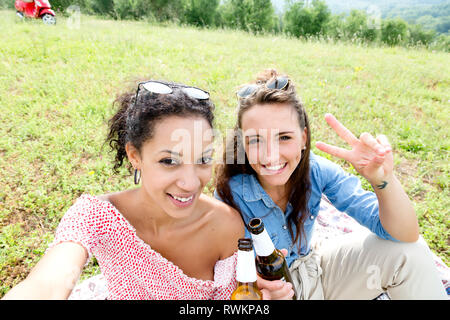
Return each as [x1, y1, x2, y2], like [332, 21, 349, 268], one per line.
[256, 69, 278, 83]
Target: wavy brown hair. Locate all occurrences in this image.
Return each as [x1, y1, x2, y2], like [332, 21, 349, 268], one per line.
[215, 69, 311, 251]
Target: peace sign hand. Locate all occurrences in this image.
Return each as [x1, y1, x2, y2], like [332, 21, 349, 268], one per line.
[315, 114, 394, 187]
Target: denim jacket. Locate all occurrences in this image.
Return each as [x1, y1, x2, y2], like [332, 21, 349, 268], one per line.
[214, 151, 399, 267]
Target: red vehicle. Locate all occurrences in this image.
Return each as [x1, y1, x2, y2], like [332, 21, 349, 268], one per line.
[15, 0, 56, 25]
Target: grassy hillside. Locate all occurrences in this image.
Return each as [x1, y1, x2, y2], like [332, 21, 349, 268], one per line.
[0, 10, 448, 297]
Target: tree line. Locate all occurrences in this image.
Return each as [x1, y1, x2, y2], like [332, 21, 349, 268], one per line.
[3, 0, 449, 51]
[383, 1, 449, 35]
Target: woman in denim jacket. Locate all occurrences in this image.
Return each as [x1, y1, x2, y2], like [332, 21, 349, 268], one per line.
[214, 69, 447, 300]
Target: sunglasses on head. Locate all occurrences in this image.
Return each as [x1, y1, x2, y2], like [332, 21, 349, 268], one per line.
[133, 80, 210, 107]
[236, 76, 289, 98]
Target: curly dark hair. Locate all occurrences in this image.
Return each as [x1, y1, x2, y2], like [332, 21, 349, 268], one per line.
[106, 80, 215, 173]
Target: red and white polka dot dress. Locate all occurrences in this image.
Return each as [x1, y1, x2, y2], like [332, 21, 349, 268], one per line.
[47, 195, 238, 300]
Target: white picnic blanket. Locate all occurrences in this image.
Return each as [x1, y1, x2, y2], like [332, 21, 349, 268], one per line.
[68, 198, 449, 300]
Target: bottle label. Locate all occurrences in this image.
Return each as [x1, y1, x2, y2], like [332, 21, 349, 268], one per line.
[236, 250, 257, 283]
[251, 229, 275, 257]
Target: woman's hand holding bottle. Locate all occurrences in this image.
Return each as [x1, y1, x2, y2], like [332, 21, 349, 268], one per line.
[256, 249, 296, 300]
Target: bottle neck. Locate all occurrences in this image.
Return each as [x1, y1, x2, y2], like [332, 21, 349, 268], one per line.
[251, 228, 275, 257]
[236, 249, 257, 283]
[235, 281, 259, 288]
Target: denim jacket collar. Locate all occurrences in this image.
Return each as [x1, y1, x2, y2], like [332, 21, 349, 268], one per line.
[242, 174, 293, 211]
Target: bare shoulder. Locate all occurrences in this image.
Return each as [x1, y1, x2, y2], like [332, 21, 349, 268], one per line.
[96, 189, 136, 205]
[200, 194, 244, 229]
[199, 194, 245, 259]
[96, 191, 120, 203]
[96, 194, 111, 202]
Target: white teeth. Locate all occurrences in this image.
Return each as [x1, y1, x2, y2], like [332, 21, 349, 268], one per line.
[265, 163, 285, 171]
[172, 195, 193, 202]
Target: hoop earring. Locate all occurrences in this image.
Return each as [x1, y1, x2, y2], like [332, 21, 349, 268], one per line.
[134, 169, 141, 185]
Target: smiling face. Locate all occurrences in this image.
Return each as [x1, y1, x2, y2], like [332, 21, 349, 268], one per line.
[127, 115, 214, 219]
[240, 103, 307, 192]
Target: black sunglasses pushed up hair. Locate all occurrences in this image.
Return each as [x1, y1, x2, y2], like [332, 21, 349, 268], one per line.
[236, 76, 289, 98]
[133, 80, 210, 108]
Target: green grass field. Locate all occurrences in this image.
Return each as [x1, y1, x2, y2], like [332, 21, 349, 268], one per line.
[0, 10, 448, 297]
